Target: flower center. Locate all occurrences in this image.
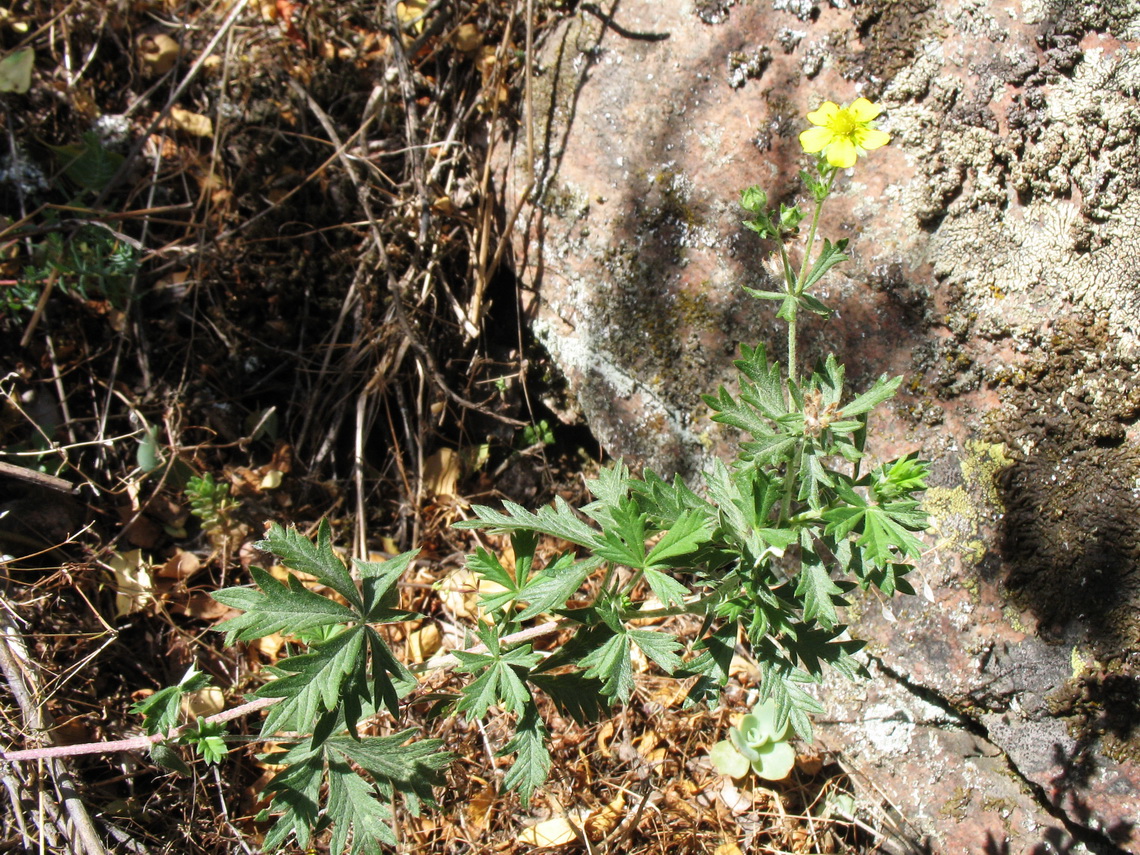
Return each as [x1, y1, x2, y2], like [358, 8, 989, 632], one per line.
[829, 111, 857, 136]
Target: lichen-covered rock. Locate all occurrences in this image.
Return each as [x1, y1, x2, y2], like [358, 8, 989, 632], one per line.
[496, 0, 1140, 850]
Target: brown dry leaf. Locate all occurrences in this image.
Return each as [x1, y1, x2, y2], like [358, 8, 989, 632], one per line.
[108, 549, 152, 618]
[467, 782, 496, 830]
[407, 623, 441, 663]
[451, 23, 482, 54]
[518, 816, 578, 847]
[583, 792, 625, 841]
[166, 106, 213, 138]
[714, 841, 743, 855]
[251, 632, 286, 667]
[438, 567, 479, 620]
[182, 686, 226, 718]
[181, 591, 231, 621]
[157, 550, 200, 580]
[396, 0, 429, 34]
[796, 746, 824, 777]
[137, 32, 179, 77]
[423, 447, 461, 498]
[596, 720, 615, 758]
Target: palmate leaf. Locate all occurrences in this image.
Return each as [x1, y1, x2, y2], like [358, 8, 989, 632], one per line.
[755, 654, 825, 743]
[642, 567, 690, 608]
[257, 520, 363, 611]
[213, 566, 359, 644]
[527, 672, 607, 724]
[499, 703, 551, 807]
[453, 627, 541, 719]
[801, 237, 848, 292]
[590, 495, 649, 568]
[795, 557, 844, 630]
[255, 626, 366, 737]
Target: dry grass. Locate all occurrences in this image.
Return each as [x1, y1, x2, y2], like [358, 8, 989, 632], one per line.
[0, 1, 909, 852]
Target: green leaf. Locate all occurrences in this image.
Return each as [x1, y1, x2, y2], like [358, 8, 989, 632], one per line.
[645, 509, 712, 568]
[367, 628, 417, 718]
[353, 549, 417, 620]
[795, 554, 843, 630]
[179, 717, 228, 764]
[681, 623, 737, 709]
[255, 626, 366, 736]
[499, 703, 551, 807]
[515, 554, 601, 621]
[326, 760, 395, 853]
[467, 547, 519, 613]
[642, 568, 690, 608]
[131, 667, 213, 735]
[213, 565, 359, 644]
[455, 497, 603, 552]
[579, 631, 634, 704]
[629, 629, 684, 675]
[258, 744, 324, 852]
[800, 237, 848, 292]
[733, 344, 788, 419]
[256, 521, 363, 611]
[840, 374, 903, 419]
[757, 659, 825, 742]
[327, 730, 451, 815]
[49, 132, 123, 192]
[149, 741, 192, 775]
[453, 628, 541, 719]
[527, 672, 607, 724]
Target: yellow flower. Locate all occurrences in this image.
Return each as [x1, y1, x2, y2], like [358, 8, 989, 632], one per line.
[799, 98, 891, 168]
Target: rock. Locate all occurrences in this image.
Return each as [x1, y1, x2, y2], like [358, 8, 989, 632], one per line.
[496, 0, 1140, 850]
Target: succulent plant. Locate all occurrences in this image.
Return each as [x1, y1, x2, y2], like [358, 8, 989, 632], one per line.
[710, 699, 796, 781]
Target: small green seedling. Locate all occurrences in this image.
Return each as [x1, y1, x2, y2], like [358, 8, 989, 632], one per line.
[710, 698, 796, 781]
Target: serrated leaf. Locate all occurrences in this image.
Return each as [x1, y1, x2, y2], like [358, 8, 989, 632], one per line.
[757, 660, 825, 742]
[131, 685, 184, 735]
[453, 630, 540, 720]
[499, 704, 551, 807]
[467, 547, 519, 612]
[149, 741, 192, 776]
[840, 374, 903, 419]
[796, 559, 843, 630]
[255, 626, 366, 736]
[800, 237, 848, 292]
[645, 510, 712, 568]
[527, 672, 607, 724]
[629, 629, 684, 674]
[353, 549, 417, 620]
[367, 628, 417, 718]
[259, 746, 324, 852]
[579, 632, 634, 704]
[515, 554, 601, 621]
[213, 566, 359, 644]
[326, 760, 395, 853]
[455, 497, 603, 551]
[256, 521, 363, 611]
[327, 730, 451, 814]
[681, 623, 737, 709]
[642, 568, 690, 608]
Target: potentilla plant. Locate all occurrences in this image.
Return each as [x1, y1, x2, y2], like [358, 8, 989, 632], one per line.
[5, 98, 927, 854]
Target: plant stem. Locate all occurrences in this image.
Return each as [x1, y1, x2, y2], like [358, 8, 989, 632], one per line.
[786, 171, 835, 384]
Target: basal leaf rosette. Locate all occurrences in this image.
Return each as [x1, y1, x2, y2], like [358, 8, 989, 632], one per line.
[709, 699, 796, 781]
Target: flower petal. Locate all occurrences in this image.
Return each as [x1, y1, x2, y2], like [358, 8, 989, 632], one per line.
[799, 126, 834, 153]
[826, 137, 857, 168]
[848, 97, 883, 122]
[855, 127, 891, 150]
[806, 101, 839, 126]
